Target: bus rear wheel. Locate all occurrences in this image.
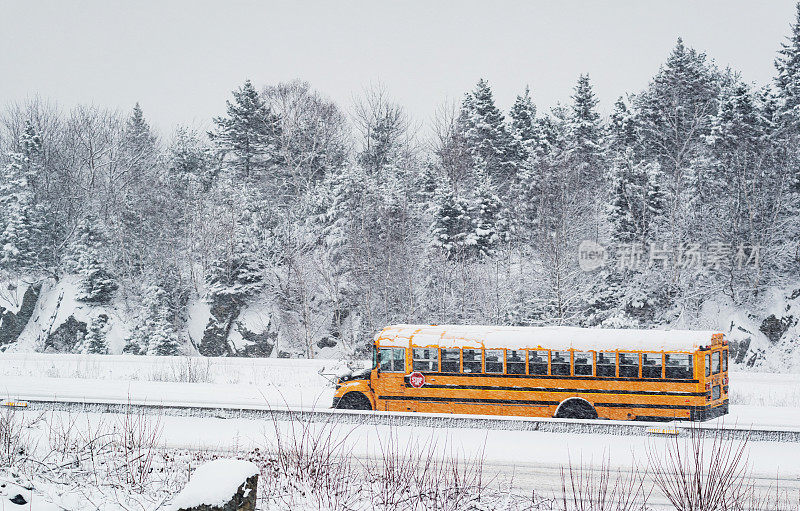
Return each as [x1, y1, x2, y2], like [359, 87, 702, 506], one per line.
[336, 392, 372, 410]
[555, 399, 597, 419]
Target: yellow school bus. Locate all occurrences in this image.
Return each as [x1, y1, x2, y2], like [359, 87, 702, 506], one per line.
[332, 324, 729, 421]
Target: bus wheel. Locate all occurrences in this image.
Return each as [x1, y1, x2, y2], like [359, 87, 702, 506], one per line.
[336, 392, 372, 410]
[554, 398, 597, 419]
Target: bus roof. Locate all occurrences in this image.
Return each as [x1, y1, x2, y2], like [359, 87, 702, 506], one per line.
[375, 324, 723, 353]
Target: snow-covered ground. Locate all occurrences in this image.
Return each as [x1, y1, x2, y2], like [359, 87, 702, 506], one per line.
[2, 353, 800, 509]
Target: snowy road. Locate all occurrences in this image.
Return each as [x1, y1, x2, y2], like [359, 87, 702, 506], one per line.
[2, 353, 800, 431]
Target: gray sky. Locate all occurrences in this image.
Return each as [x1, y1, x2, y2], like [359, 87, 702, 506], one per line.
[1, 1, 797, 135]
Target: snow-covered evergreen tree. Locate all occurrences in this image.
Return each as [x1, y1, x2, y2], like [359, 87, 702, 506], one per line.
[567, 74, 605, 186]
[0, 122, 46, 273]
[508, 86, 539, 164]
[775, 3, 800, 116]
[63, 217, 118, 304]
[210, 80, 281, 181]
[124, 284, 180, 356]
[607, 97, 638, 156]
[429, 182, 472, 260]
[607, 148, 665, 243]
[168, 127, 214, 193]
[81, 314, 110, 354]
[471, 171, 508, 257]
[460, 79, 516, 190]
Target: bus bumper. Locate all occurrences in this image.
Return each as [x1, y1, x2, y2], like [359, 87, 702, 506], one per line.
[690, 399, 729, 421]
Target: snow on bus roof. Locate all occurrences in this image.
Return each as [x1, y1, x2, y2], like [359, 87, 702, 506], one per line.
[375, 324, 722, 352]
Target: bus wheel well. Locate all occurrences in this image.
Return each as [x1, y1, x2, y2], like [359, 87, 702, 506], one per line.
[336, 392, 372, 411]
[554, 398, 597, 419]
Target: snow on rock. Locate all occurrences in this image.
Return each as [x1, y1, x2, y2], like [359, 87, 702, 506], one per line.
[0, 479, 61, 510]
[168, 459, 258, 511]
[10, 276, 133, 354]
[0, 280, 30, 315]
[187, 297, 211, 350]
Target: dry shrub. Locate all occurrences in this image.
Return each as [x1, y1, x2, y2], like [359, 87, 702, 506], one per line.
[560, 455, 651, 511]
[647, 423, 750, 511]
[365, 428, 489, 511]
[113, 407, 163, 491]
[0, 408, 30, 466]
[253, 408, 551, 511]
[150, 356, 213, 383]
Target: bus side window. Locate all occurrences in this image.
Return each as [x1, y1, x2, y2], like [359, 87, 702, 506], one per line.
[507, 350, 526, 374]
[528, 350, 548, 375]
[642, 353, 663, 378]
[619, 353, 639, 378]
[413, 348, 439, 372]
[392, 348, 405, 372]
[379, 348, 405, 372]
[462, 349, 482, 373]
[440, 349, 460, 372]
[551, 351, 570, 376]
[574, 352, 593, 376]
[705, 354, 711, 377]
[712, 351, 721, 374]
[665, 354, 693, 379]
[597, 352, 616, 377]
[485, 350, 504, 373]
[722, 349, 728, 372]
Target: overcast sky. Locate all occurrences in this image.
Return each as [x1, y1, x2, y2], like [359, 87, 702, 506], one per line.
[1, 1, 797, 135]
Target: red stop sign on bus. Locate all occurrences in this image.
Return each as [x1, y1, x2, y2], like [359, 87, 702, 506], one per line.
[409, 372, 425, 388]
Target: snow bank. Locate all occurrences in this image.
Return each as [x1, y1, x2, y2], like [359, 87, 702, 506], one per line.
[378, 324, 720, 352]
[168, 459, 258, 510]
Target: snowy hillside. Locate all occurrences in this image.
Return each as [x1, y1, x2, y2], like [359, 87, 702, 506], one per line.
[1, 15, 799, 366]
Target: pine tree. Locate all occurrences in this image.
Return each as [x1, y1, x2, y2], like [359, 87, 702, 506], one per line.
[82, 314, 110, 354]
[0, 122, 45, 272]
[124, 285, 181, 356]
[460, 79, 516, 190]
[607, 148, 665, 243]
[508, 86, 539, 164]
[775, 3, 800, 116]
[122, 103, 159, 179]
[210, 80, 281, 181]
[636, 38, 720, 170]
[471, 171, 508, 258]
[429, 182, 472, 260]
[567, 74, 605, 187]
[168, 127, 214, 193]
[607, 97, 638, 155]
[64, 217, 118, 304]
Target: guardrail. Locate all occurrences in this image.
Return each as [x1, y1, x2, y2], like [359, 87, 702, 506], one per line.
[12, 399, 800, 443]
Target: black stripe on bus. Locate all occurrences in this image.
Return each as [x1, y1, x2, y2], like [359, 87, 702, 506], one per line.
[380, 395, 560, 406]
[403, 372, 698, 384]
[403, 383, 705, 397]
[379, 395, 700, 410]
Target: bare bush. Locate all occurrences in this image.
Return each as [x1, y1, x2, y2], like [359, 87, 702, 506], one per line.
[559, 455, 651, 511]
[112, 407, 163, 491]
[149, 356, 213, 383]
[0, 408, 30, 467]
[647, 423, 751, 511]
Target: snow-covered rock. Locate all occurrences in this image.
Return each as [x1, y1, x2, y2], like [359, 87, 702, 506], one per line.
[168, 459, 258, 511]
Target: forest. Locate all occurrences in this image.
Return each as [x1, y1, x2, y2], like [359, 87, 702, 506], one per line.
[1, 10, 799, 364]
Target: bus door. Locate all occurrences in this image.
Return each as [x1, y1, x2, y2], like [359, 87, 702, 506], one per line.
[703, 349, 724, 404]
[376, 346, 407, 411]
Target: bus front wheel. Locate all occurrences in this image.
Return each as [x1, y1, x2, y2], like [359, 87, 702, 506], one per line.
[554, 399, 597, 419]
[336, 392, 372, 410]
